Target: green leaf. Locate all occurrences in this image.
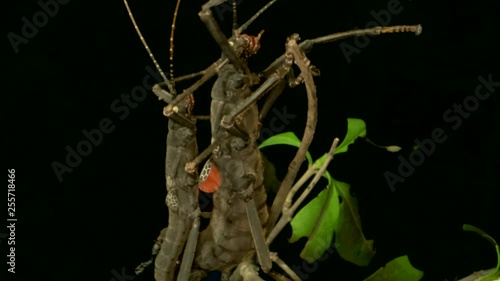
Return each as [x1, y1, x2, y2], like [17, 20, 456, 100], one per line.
[363, 255, 424, 281]
[290, 177, 374, 266]
[258, 132, 313, 166]
[333, 179, 375, 266]
[289, 169, 339, 263]
[335, 118, 367, 155]
[260, 119, 374, 265]
[463, 224, 500, 280]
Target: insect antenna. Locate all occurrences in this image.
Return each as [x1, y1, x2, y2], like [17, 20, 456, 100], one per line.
[237, 0, 279, 34]
[169, 0, 182, 97]
[123, 0, 172, 93]
[232, 0, 239, 36]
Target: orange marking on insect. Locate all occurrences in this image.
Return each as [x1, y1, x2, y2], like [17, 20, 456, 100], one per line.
[199, 160, 221, 193]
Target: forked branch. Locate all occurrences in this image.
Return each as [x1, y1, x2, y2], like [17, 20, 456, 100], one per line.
[266, 137, 340, 245]
[265, 34, 318, 233]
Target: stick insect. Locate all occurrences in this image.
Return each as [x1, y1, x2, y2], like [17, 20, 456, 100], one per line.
[124, 0, 422, 280]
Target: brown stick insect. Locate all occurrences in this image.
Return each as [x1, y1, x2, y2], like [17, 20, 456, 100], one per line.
[124, 0, 422, 280]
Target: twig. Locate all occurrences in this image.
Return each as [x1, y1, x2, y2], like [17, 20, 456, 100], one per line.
[267, 137, 340, 245]
[270, 252, 302, 281]
[266, 34, 318, 233]
[266, 167, 316, 245]
[288, 138, 340, 215]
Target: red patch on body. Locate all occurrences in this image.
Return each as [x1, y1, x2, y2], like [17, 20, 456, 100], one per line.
[199, 160, 221, 193]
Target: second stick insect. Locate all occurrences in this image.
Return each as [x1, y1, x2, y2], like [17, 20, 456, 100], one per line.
[125, 0, 422, 280]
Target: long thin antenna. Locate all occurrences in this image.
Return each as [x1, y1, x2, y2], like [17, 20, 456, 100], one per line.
[169, 0, 182, 96]
[237, 0, 278, 34]
[232, 0, 238, 33]
[123, 0, 171, 91]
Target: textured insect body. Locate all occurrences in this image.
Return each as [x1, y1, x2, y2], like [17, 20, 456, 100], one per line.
[125, 0, 423, 279]
[154, 94, 201, 281]
[194, 33, 269, 272]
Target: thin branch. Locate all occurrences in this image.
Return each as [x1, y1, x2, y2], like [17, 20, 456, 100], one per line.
[266, 34, 318, 233]
[267, 137, 340, 245]
[270, 252, 302, 281]
[289, 138, 340, 215]
[266, 167, 316, 245]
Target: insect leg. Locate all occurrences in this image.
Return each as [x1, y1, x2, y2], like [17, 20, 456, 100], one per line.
[220, 46, 295, 131]
[261, 24, 422, 77]
[154, 95, 201, 281]
[258, 79, 286, 122]
[246, 198, 272, 272]
[199, 0, 251, 76]
[177, 217, 201, 281]
[265, 33, 318, 234]
[258, 61, 319, 122]
[163, 59, 224, 125]
[135, 227, 168, 275]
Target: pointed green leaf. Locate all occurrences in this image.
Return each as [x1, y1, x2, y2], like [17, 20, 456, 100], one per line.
[363, 255, 424, 281]
[289, 171, 339, 262]
[258, 132, 313, 165]
[260, 119, 374, 265]
[334, 180, 375, 266]
[290, 178, 374, 266]
[335, 118, 367, 155]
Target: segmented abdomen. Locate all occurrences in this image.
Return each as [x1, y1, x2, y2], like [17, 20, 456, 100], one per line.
[195, 64, 268, 272]
[155, 98, 199, 281]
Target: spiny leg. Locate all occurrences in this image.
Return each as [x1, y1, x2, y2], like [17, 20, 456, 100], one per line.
[261, 24, 422, 77]
[265, 34, 319, 235]
[220, 31, 321, 137]
[226, 34, 319, 281]
[220, 43, 296, 130]
[154, 0, 282, 114]
[258, 51, 320, 121]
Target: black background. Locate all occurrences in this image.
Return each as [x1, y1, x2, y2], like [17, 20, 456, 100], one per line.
[5, 0, 499, 280]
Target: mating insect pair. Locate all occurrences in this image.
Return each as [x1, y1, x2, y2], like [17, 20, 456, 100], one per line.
[124, 0, 422, 280]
